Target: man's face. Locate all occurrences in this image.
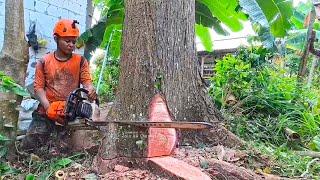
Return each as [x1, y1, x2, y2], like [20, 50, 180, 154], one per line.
[57, 36, 77, 55]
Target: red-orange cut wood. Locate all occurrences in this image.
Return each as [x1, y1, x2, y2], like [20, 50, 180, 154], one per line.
[147, 94, 177, 157]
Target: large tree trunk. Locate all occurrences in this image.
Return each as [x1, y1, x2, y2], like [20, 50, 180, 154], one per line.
[0, 0, 28, 157]
[97, 0, 242, 166]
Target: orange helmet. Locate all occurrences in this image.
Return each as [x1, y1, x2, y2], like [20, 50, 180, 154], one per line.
[53, 19, 80, 37]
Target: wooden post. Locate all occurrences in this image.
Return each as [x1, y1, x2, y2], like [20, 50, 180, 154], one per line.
[298, 8, 316, 78]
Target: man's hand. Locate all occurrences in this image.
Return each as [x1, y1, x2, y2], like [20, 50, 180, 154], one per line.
[43, 100, 50, 110]
[35, 88, 50, 110]
[87, 87, 98, 102]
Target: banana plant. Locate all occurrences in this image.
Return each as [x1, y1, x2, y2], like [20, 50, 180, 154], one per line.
[79, 0, 295, 56]
[79, 0, 249, 54]
[239, 0, 294, 49]
[77, 0, 124, 59]
[286, 1, 320, 51]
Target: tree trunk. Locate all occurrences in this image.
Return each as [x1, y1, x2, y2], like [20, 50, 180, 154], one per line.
[0, 0, 28, 157]
[85, 0, 93, 30]
[97, 0, 242, 166]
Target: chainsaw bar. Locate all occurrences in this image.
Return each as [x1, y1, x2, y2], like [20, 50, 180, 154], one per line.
[69, 119, 213, 130]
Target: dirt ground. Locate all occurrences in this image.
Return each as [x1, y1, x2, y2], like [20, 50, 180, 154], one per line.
[6, 103, 274, 179]
[4, 144, 274, 179]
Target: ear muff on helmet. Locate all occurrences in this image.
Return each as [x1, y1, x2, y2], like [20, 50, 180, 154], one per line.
[53, 19, 80, 37]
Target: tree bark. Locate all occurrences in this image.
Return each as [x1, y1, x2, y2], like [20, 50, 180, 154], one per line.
[0, 0, 28, 157]
[97, 0, 242, 164]
[85, 0, 93, 30]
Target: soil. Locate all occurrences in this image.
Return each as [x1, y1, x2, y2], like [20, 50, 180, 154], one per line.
[4, 142, 274, 180]
[7, 103, 274, 179]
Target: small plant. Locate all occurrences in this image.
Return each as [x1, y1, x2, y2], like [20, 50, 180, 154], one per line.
[93, 57, 120, 102]
[27, 153, 84, 179]
[0, 134, 20, 178]
[248, 141, 320, 177]
[0, 71, 29, 96]
[209, 54, 253, 108]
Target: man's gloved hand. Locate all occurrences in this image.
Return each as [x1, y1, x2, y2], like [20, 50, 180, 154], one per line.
[46, 101, 66, 125]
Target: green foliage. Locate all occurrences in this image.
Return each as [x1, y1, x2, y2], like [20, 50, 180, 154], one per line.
[25, 173, 35, 180]
[100, 24, 122, 58]
[286, 1, 320, 51]
[250, 142, 319, 177]
[0, 134, 10, 159]
[93, 57, 119, 102]
[55, 158, 72, 167]
[209, 54, 252, 108]
[77, 0, 124, 60]
[240, 0, 294, 49]
[256, 0, 293, 37]
[209, 46, 320, 148]
[195, 24, 213, 52]
[0, 134, 18, 178]
[84, 0, 298, 55]
[26, 153, 83, 179]
[197, 0, 246, 32]
[0, 71, 29, 97]
[195, 1, 229, 36]
[239, 0, 275, 48]
[0, 162, 20, 177]
[309, 135, 320, 151]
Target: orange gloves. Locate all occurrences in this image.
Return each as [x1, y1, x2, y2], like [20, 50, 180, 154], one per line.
[46, 101, 66, 125]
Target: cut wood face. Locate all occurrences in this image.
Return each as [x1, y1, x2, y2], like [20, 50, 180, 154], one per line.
[148, 94, 177, 157]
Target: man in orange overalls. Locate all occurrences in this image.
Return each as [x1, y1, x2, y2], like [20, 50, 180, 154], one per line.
[22, 19, 97, 154]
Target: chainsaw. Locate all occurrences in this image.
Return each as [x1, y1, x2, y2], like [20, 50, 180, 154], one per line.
[65, 88, 213, 130]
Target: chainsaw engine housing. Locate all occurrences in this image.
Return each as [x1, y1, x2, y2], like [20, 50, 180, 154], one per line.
[65, 88, 93, 121]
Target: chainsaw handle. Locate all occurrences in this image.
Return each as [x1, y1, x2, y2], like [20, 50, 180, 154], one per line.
[73, 88, 99, 105]
[73, 88, 89, 95]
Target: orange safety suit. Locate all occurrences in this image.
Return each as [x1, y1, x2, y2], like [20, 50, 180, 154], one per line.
[34, 52, 92, 114]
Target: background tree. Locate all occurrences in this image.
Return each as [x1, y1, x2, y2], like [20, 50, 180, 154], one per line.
[0, 0, 28, 157]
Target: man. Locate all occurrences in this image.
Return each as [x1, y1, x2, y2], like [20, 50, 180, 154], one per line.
[22, 19, 97, 154]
